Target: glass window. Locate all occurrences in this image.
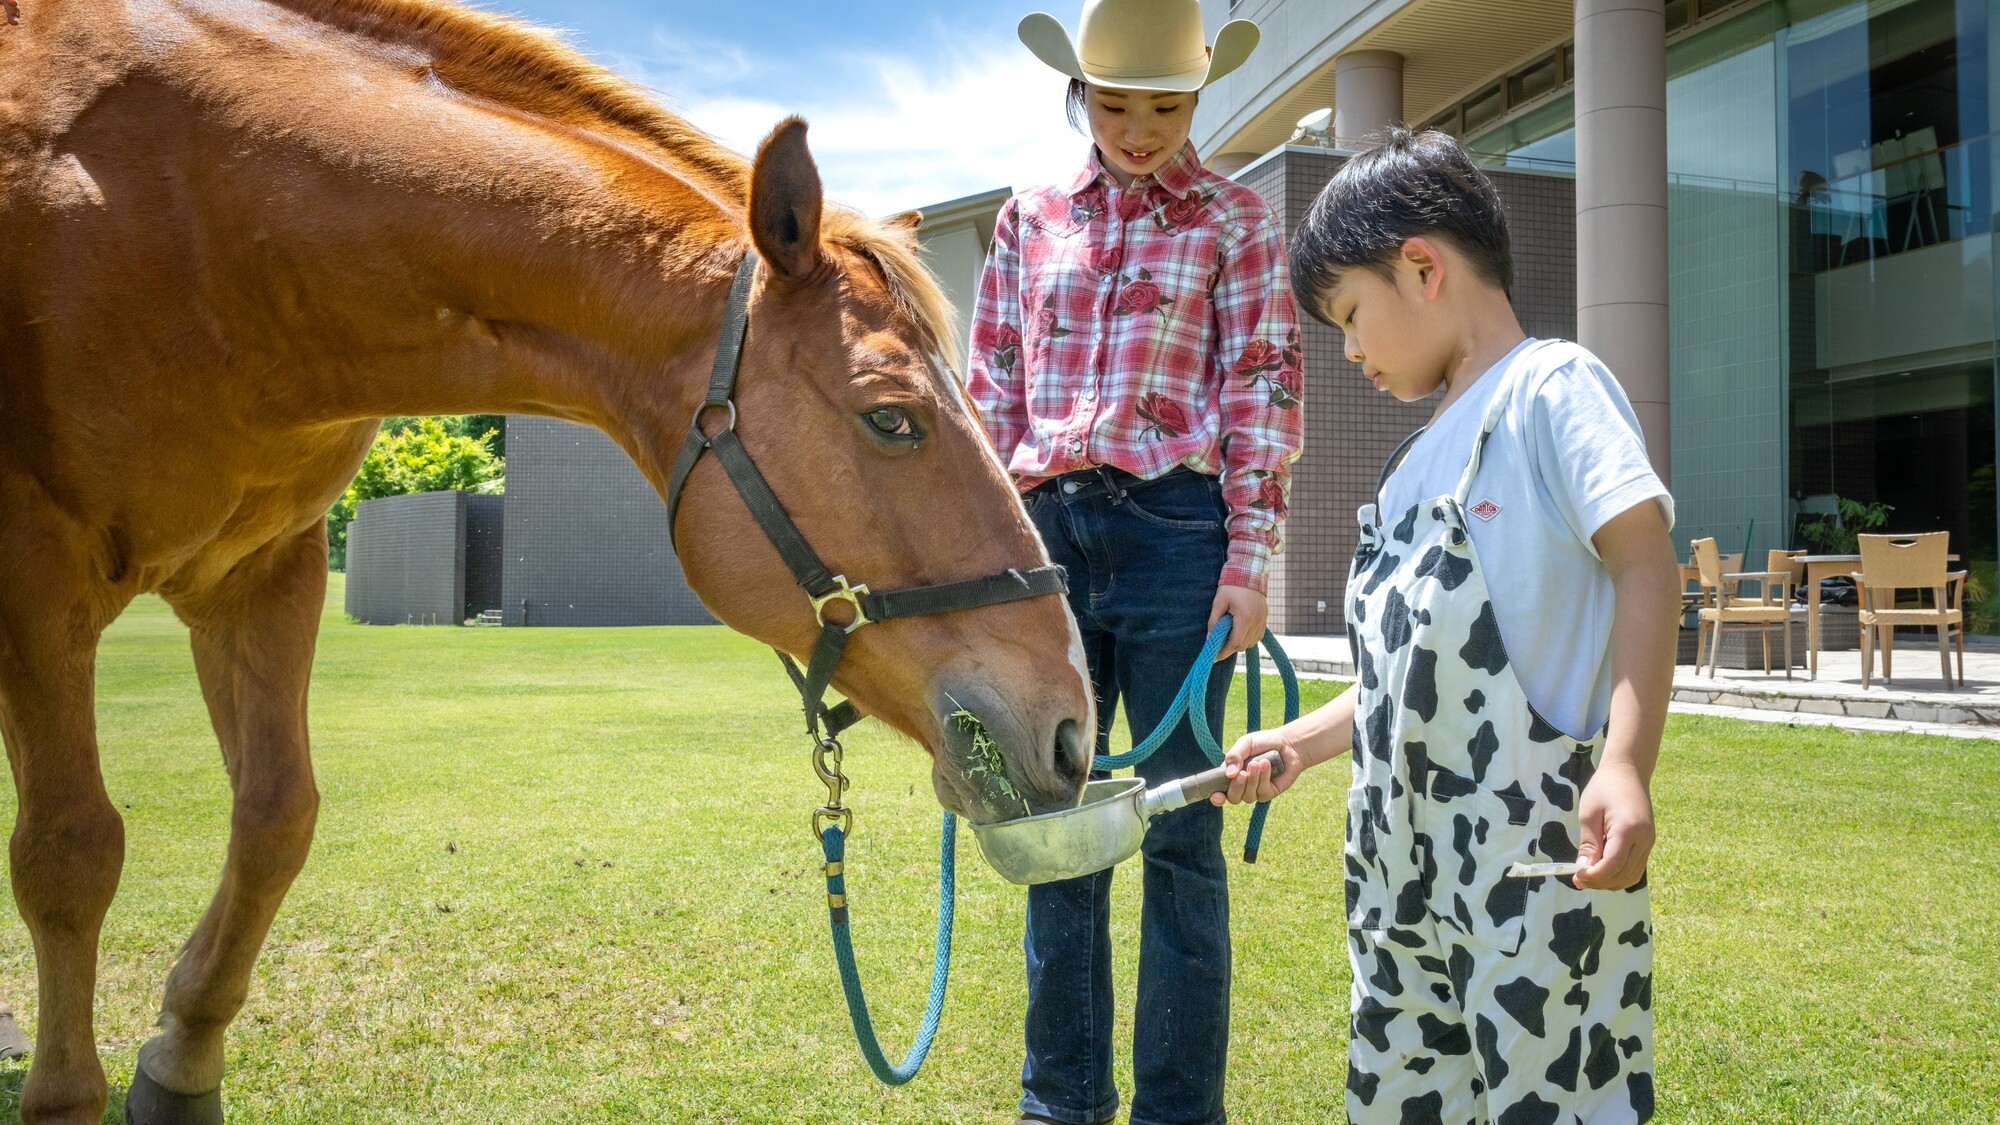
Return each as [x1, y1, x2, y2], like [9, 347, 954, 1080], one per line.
[1783, 0, 1998, 625]
[1461, 84, 1506, 133]
[1785, 0, 1990, 269]
[1508, 52, 1563, 106]
[1665, 5, 1786, 566]
[1464, 93, 1576, 172]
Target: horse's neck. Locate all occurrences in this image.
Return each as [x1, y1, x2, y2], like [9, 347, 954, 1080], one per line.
[165, 5, 741, 443]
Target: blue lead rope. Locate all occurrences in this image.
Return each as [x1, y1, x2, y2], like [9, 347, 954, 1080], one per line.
[820, 615, 1297, 1084]
[820, 813, 956, 1085]
[1094, 615, 1301, 862]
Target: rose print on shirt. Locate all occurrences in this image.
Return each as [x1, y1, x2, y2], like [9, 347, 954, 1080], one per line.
[989, 321, 1022, 376]
[1091, 245, 1124, 277]
[1153, 189, 1217, 234]
[1071, 194, 1106, 225]
[1233, 329, 1304, 408]
[1030, 294, 1073, 348]
[1136, 392, 1190, 440]
[1113, 268, 1174, 317]
[1248, 469, 1288, 520]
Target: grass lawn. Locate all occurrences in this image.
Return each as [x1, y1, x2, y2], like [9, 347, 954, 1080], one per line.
[3, 574, 1997, 1122]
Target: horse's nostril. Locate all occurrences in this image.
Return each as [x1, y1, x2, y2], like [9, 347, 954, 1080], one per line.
[1052, 719, 1088, 789]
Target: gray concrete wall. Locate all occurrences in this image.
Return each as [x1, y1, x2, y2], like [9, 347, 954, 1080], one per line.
[500, 415, 715, 626]
[465, 493, 506, 618]
[344, 491, 467, 625]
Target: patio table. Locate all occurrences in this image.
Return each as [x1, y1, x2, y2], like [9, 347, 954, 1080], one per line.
[1796, 553, 1958, 678]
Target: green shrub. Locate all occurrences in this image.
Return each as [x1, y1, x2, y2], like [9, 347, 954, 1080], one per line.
[1798, 495, 1894, 556]
[327, 417, 503, 569]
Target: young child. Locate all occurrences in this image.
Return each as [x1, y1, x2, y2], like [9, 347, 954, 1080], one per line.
[970, 3, 1301, 1122]
[1212, 128, 1677, 1123]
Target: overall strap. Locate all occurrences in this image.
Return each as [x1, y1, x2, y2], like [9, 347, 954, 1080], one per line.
[1370, 427, 1428, 528]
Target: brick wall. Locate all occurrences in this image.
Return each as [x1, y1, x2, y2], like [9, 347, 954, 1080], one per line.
[1239, 150, 1578, 635]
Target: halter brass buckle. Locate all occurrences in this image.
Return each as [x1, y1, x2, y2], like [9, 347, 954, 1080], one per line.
[810, 575, 874, 634]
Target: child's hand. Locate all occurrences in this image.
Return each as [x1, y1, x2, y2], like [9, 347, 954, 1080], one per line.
[1208, 728, 1303, 806]
[1574, 766, 1655, 890]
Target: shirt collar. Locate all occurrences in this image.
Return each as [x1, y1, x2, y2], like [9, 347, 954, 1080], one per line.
[1065, 142, 1205, 201]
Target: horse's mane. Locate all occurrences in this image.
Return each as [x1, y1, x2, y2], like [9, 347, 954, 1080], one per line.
[266, 0, 962, 370]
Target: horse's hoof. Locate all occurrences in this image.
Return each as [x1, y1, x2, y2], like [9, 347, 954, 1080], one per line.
[123, 1060, 222, 1125]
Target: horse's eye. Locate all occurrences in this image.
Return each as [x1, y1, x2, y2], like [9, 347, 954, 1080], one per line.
[865, 407, 915, 438]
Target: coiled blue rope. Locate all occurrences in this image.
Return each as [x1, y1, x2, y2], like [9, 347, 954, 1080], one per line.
[820, 616, 1297, 1085]
[1095, 615, 1300, 861]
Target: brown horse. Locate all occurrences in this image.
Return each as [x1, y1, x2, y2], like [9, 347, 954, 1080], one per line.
[0, 1, 1095, 1120]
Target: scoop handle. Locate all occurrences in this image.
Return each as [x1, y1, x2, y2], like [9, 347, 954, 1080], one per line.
[1174, 749, 1285, 807]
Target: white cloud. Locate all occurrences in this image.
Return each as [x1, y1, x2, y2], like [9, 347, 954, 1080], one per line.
[606, 34, 1089, 218]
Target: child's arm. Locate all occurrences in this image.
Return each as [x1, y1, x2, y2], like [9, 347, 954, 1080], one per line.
[1207, 687, 1357, 805]
[1574, 498, 1678, 891]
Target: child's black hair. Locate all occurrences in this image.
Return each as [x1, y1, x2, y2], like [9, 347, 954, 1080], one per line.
[1290, 127, 1514, 325]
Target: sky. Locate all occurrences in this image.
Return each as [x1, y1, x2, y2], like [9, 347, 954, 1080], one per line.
[494, 1, 1095, 217]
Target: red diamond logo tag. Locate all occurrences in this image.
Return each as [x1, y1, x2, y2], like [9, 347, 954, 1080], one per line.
[1468, 499, 1502, 522]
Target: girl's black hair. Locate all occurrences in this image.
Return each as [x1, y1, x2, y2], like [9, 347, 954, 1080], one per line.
[1290, 126, 1514, 324]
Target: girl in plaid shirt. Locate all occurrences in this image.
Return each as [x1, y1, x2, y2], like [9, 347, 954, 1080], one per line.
[972, 3, 1301, 1123]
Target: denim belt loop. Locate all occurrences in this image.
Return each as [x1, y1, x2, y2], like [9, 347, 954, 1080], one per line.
[1095, 464, 1127, 505]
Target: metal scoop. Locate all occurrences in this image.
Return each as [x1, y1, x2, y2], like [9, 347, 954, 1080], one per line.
[970, 751, 1284, 885]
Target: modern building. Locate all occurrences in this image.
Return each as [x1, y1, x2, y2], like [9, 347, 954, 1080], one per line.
[1193, 0, 1996, 634]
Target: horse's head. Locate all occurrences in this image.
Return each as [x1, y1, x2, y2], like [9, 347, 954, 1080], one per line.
[670, 120, 1093, 823]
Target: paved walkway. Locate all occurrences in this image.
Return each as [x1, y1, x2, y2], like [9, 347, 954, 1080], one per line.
[1272, 632, 2000, 741]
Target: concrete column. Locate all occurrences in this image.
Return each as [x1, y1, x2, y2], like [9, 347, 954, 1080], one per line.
[1334, 50, 1404, 149]
[1207, 151, 1260, 177]
[1575, 0, 1670, 481]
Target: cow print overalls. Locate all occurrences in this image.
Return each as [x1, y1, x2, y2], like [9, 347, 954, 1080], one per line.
[1342, 355, 1655, 1124]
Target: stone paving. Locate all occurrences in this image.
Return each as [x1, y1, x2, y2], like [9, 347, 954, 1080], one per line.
[1272, 631, 2000, 741]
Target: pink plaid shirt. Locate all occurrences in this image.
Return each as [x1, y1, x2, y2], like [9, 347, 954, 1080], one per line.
[967, 143, 1303, 593]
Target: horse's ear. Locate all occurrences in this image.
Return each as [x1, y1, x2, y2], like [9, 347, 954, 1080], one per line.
[882, 209, 923, 249]
[749, 117, 823, 282]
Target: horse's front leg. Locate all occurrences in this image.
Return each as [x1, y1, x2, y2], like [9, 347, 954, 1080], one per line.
[0, 488, 129, 1125]
[134, 528, 327, 1125]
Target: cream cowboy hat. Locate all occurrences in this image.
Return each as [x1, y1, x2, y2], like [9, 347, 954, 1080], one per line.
[1019, 0, 1259, 93]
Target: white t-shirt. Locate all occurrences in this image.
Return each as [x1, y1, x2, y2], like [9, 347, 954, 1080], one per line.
[1375, 338, 1673, 739]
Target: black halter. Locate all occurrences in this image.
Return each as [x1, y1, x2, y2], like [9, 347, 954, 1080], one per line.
[664, 251, 1069, 747]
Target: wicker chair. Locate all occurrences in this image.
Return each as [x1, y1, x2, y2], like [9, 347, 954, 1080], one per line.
[1852, 532, 1965, 689]
[1680, 549, 1743, 625]
[1693, 538, 1793, 678]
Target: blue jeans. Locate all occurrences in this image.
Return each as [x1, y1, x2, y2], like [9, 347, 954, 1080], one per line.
[1020, 466, 1235, 1125]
